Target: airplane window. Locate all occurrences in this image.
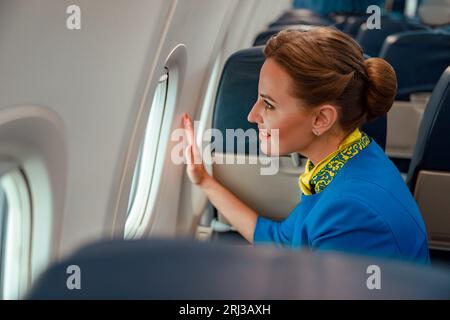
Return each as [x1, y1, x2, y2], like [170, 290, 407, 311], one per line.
[0, 186, 8, 299]
[125, 73, 169, 238]
[0, 169, 31, 300]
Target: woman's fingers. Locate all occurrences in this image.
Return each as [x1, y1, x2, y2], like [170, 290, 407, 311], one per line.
[185, 138, 203, 166]
[185, 144, 194, 166]
[182, 113, 195, 146]
[182, 113, 208, 185]
[182, 113, 203, 165]
[191, 140, 202, 165]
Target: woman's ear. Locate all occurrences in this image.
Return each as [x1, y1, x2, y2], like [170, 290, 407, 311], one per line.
[311, 104, 339, 136]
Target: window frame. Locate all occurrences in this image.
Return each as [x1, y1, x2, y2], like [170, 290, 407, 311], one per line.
[0, 167, 32, 300]
[125, 73, 169, 238]
[121, 44, 187, 239]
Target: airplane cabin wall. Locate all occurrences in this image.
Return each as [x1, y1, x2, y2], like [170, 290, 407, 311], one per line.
[0, 0, 292, 283]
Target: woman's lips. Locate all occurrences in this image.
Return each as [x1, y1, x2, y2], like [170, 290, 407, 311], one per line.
[259, 129, 271, 140]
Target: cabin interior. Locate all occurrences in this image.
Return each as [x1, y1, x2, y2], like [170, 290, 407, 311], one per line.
[0, 0, 449, 299]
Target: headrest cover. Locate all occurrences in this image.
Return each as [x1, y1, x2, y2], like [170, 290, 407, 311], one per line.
[419, 0, 450, 26]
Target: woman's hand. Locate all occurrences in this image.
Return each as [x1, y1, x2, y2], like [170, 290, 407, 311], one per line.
[182, 113, 210, 186]
[181, 113, 258, 243]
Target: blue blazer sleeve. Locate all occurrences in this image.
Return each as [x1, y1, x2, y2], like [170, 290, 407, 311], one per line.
[253, 211, 298, 246]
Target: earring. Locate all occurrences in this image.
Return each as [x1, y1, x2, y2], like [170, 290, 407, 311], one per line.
[313, 129, 320, 136]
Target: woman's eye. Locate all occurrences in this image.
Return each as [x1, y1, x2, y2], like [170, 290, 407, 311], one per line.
[264, 101, 274, 110]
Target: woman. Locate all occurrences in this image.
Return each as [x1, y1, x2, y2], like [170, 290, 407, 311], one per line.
[182, 27, 429, 263]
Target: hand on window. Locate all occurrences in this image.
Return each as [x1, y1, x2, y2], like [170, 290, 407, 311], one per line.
[182, 113, 210, 186]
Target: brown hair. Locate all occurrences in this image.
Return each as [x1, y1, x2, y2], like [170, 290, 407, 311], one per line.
[264, 27, 397, 131]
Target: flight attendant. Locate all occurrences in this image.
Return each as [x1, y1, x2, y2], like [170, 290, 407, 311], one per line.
[182, 27, 429, 263]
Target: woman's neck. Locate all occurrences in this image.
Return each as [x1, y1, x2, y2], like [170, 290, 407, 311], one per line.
[303, 131, 348, 166]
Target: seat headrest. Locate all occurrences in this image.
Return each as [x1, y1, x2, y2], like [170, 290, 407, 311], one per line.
[293, 0, 384, 16]
[419, 0, 450, 26]
[407, 67, 450, 189]
[380, 30, 450, 100]
[269, 10, 333, 28]
[213, 47, 387, 155]
[27, 239, 450, 299]
[278, 9, 321, 21]
[213, 47, 262, 155]
[356, 18, 428, 57]
[336, 14, 372, 37]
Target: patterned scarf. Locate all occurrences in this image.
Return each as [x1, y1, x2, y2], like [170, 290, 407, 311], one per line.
[299, 128, 371, 195]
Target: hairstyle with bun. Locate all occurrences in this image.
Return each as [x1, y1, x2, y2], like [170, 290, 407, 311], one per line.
[264, 27, 397, 131]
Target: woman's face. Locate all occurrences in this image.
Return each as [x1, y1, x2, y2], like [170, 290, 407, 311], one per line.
[248, 58, 315, 156]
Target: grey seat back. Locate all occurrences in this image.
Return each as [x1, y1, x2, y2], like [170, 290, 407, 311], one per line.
[356, 18, 428, 57]
[27, 239, 450, 299]
[407, 67, 450, 187]
[407, 67, 450, 250]
[380, 30, 450, 100]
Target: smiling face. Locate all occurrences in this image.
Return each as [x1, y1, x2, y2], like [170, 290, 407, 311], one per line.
[247, 58, 316, 156]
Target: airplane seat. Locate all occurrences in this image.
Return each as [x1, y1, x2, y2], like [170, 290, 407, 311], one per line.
[210, 46, 387, 232]
[391, 0, 407, 13]
[277, 9, 322, 21]
[269, 10, 334, 28]
[268, 18, 333, 29]
[332, 14, 373, 37]
[378, 30, 450, 172]
[293, 0, 384, 37]
[253, 24, 314, 46]
[332, 0, 449, 40]
[356, 18, 428, 57]
[406, 67, 450, 251]
[26, 238, 450, 299]
[293, 0, 383, 17]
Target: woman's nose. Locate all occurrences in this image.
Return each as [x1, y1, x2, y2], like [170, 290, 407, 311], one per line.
[247, 102, 262, 124]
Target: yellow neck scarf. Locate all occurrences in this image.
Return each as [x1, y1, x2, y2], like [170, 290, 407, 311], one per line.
[299, 128, 370, 195]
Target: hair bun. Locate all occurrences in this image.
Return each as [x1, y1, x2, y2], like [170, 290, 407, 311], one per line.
[364, 58, 397, 122]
